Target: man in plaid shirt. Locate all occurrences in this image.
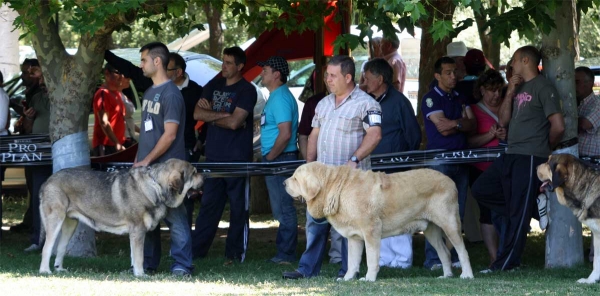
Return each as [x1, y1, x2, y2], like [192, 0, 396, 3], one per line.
[283, 55, 382, 280]
[575, 66, 600, 263]
[575, 66, 600, 157]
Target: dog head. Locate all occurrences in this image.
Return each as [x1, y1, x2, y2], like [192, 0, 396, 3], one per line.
[155, 159, 204, 208]
[285, 162, 342, 218]
[537, 154, 573, 192]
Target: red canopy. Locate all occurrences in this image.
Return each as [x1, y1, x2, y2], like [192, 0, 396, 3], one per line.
[242, 1, 342, 81]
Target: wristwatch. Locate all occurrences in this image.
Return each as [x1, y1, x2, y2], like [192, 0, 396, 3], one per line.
[456, 120, 463, 130]
[350, 155, 360, 163]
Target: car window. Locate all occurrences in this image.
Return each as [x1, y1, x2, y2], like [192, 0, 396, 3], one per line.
[184, 56, 222, 87]
[288, 65, 313, 88]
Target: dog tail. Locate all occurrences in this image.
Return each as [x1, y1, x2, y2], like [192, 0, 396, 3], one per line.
[38, 191, 46, 247]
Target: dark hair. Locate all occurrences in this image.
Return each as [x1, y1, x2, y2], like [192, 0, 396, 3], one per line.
[223, 46, 246, 66]
[517, 45, 541, 67]
[473, 69, 505, 101]
[363, 58, 393, 86]
[575, 66, 594, 83]
[0, 71, 3, 85]
[169, 52, 186, 72]
[328, 55, 356, 81]
[104, 63, 119, 74]
[23, 58, 40, 68]
[279, 72, 288, 84]
[140, 42, 169, 70]
[434, 56, 456, 74]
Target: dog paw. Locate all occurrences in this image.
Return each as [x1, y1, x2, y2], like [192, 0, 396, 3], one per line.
[460, 273, 474, 279]
[39, 269, 52, 274]
[359, 277, 376, 282]
[55, 267, 68, 273]
[577, 278, 598, 284]
[438, 273, 453, 279]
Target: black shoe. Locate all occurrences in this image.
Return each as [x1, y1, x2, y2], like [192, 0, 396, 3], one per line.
[172, 268, 191, 277]
[282, 270, 305, 280]
[266, 257, 292, 265]
[10, 223, 31, 233]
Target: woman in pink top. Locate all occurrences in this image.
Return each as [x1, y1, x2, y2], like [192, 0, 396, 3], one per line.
[467, 69, 506, 266]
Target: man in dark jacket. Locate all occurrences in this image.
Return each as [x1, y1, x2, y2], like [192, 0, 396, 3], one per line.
[363, 58, 421, 269]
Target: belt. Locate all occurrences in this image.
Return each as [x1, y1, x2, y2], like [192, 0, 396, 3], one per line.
[554, 137, 578, 150]
[281, 151, 299, 156]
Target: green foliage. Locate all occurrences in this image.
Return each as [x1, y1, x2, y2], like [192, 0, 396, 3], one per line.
[483, 1, 559, 47]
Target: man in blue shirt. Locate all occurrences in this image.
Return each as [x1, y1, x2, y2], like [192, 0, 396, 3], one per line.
[420, 56, 477, 270]
[258, 56, 299, 264]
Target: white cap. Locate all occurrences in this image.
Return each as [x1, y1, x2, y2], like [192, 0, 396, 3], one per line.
[447, 41, 468, 57]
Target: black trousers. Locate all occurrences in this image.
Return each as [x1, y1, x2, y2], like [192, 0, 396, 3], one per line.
[472, 154, 547, 271]
[30, 166, 53, 245]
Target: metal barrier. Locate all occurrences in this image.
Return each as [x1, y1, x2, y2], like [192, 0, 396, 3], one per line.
[2, 134, 510, 177]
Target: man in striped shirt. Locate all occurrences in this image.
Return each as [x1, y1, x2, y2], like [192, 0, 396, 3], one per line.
[283, 55, 382, 280]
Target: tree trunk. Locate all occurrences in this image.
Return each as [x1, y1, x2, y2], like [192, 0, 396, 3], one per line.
[0, 4, 20, 79]
[203, 2, 224, 59]
[17, 2, 122, 257]
[541, 0, 582, 268]
[474, 0, 501, 69]
[416, 1, 456, 148]
[250, 175, 271, 215]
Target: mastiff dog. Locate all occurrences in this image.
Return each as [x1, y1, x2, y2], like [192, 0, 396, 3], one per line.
[38, 159, 203, 277]
[537, 153, 600, 284]
[284, 162, 473, 281]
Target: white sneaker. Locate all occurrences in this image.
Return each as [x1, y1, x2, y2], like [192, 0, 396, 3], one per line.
[537, 193, 549, 230]
[451, 261, 462, 268]
[24, 244, 41, 252]
[429, 263, 443, 270]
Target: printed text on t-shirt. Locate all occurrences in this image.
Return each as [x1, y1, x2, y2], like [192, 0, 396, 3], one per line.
[142, 100, 161, 114]
[212, 90, 235, 112]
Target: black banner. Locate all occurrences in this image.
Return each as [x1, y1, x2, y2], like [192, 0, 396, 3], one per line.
[0, 134, 52, 167]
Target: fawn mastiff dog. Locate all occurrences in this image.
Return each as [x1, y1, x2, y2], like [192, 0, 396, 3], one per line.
[38, 159, 203, 276]
[537, 153, 600, 284]
[284, 162, 473, 281]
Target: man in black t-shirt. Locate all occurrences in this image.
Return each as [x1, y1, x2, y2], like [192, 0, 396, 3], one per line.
[192, 46, 257, 263]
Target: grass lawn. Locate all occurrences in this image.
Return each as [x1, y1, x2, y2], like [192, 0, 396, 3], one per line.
[1, 195, 599, 295]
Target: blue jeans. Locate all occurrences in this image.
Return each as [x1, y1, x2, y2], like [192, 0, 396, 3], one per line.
[144, 203, 193, 273]
[263, 153, 298, 262]
[297, 210, 347, 277]
[424, 164, 468, 268]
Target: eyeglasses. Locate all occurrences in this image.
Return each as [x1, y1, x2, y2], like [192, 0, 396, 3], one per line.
[167, 68, 180, 72]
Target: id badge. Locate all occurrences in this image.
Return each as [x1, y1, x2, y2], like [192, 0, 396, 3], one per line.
[144, 119, 153, 132]
[260, 113, 266, 126]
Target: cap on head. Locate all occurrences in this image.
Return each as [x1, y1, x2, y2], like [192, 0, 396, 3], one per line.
[447, 41, 468, 57]
[257, 56, 290, 76]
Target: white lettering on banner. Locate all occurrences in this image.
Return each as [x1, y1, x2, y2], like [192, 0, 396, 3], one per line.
[8, 143, 38, 153]
[434, 151, 478, 159]
[1, 152, 44, 162]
